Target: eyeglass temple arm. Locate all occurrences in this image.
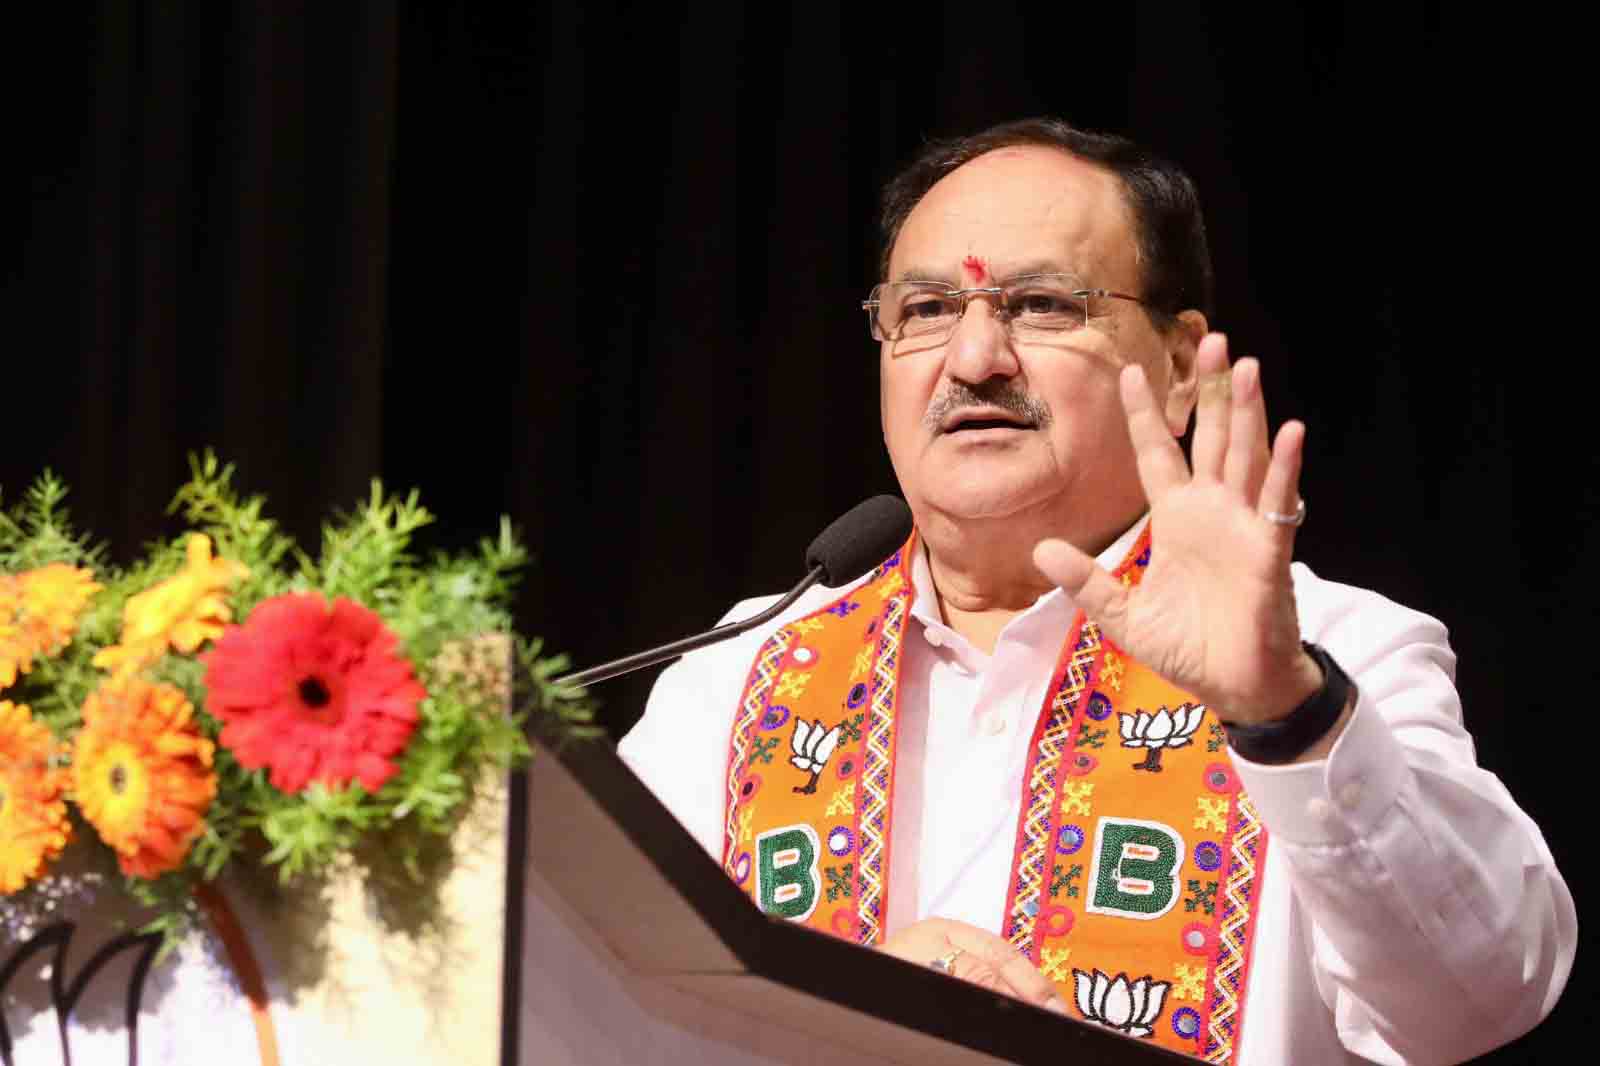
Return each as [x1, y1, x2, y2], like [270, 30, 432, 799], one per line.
[1077, 288, 1146, 305]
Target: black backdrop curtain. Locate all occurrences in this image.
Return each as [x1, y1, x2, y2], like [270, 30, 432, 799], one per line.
[7, 4, 1589, 1061]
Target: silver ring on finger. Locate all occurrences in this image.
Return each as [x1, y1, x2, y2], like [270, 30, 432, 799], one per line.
[1263, 498, 1307, 527]
[929, 948, 964, 974]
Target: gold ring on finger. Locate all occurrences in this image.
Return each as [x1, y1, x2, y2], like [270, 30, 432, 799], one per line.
[929, 948, 964, 974]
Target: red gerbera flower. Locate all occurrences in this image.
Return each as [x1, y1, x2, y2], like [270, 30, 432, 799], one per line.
[201, 593, 426, 794]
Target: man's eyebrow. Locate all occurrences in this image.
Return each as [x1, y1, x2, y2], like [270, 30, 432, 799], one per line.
[997, 259, 1082, 279]
[892, 268, 956, 284]
[891, 260, 1085, 284]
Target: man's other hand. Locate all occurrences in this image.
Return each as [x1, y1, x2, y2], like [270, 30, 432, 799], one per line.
[878, 917, 1069, 1014]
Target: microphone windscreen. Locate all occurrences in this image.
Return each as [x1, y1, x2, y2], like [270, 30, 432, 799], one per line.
[804, 495, 913, 587]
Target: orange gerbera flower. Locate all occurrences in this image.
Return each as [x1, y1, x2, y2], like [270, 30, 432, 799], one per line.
[93, 533, 248, 677]
[72, 678, 216, 879]
[0, 575, 26, 688]
[1, 564, 102, 688]
[0, 700, 72, 894]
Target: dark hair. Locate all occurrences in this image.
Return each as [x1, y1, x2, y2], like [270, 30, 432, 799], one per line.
[877, 118, 1213, 322]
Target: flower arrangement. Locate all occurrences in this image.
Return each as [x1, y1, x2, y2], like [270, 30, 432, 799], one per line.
[0, 454, 593, 942]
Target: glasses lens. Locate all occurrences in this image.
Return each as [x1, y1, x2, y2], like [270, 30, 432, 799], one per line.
[876, 283, 960, 341]
[1001, 275, 1090, 334]
[865, 274, 1096, 342]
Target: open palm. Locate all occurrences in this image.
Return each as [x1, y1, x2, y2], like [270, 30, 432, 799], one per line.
[1034, 333, 1321, 725]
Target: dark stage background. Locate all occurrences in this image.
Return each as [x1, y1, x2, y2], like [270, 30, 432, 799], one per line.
[6, 3, 1590, 1061]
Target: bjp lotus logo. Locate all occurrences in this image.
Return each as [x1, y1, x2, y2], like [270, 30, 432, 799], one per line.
[1071, 968, 1171, 1038]
[789, 718, 842, 795]
[1119, 702, 1206, 772]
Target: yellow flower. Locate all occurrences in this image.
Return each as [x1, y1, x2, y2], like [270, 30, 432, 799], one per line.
[0, 700, 72, 894]
[21, 563, 101, 655]
[0, 575, 26, 688]
[1, 564, 102, 688]
[93, 534, 248, 677]
[72, 678, 216, 879]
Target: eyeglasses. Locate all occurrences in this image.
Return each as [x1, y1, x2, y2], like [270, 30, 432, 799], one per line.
[860, 273, 1148, 344]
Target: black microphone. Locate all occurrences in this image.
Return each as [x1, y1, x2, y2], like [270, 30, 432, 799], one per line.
[561, 495, 912, 689]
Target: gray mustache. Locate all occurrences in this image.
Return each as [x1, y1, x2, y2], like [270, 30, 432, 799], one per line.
[923, 381, 1053, 430]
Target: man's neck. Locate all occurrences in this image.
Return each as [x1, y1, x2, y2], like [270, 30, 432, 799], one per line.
[920, 509, 1139, 655]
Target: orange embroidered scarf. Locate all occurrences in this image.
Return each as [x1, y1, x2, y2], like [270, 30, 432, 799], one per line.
[722, 528, 1268, 1061]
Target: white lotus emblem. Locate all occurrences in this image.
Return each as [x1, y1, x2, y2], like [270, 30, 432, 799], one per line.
[1119, 702, 1206, 772]
[1071, 968, 1170, 1038]
[789, 718, 842, 794]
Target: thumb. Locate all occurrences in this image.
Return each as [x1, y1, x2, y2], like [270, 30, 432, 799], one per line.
[1033, 538, 1128, 636]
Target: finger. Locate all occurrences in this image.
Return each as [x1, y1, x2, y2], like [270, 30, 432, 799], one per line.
[1258, 419, 1306, 547]
[1034, 539, 1128, 640]
[1188, 333, 1232, 482]
[989, 946, 1067, 1011]
[1222, 358, 1270, 501]
[1119, 364, 1188, 499]
[952, 957, 1020, 998]
[948, 926, 1067, 1012]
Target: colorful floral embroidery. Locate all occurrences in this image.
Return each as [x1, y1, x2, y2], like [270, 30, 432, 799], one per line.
[1040, 945, 1073, 981]
[1194, 796, 1229, 833]
[1172, 963, 1207, 1001]
[1204, 761, 1240, 794]
[774, 672, 811, 700]
[1062, 781, 1095, 816]
[721, 528, 1267, 1062]
[1051, 861, 1083, 898]
[1185, 879, 1218, 915]
[1056, 825, 1086, 854]
[826, 825, 854, 857]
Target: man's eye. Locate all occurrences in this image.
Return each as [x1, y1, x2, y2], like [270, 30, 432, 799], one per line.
[1014, 293, 1074, 316]
[904, 298, 954, 320]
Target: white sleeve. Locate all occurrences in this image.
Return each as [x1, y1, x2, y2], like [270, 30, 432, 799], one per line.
[616, 594, 785, 863]
[1228, 566, 1577, 1065]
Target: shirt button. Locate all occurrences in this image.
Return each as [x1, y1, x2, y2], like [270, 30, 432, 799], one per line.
[924, 627, 945, 648]
[1305, 797, 1335, 822]
[1337, 781, 1364, 810]
[983, 714, 1007, 736]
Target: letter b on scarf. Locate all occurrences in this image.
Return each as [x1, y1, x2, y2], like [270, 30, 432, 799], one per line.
[1086, 817, 1185, 920]
[755, 825, 822, 921]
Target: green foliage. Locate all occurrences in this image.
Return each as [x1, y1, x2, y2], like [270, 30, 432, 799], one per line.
[2, 453, 597, 949]
[0, 471, 105, 572]
[166, 451, 298, 609]
[0, 475, 118, 732]
[516, 635, 603, 744]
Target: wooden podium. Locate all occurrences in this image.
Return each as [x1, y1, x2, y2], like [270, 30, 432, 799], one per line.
[513, 734, 1191, 1065]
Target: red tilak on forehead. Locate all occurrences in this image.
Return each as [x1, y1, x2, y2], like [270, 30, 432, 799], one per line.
[962, 255, 989, 283]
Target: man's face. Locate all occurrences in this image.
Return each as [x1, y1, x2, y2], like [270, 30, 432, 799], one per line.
[880, 146, 1197, 544]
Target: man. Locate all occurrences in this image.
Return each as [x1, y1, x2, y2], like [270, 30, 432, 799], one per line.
[619, 118, 1574, 1064]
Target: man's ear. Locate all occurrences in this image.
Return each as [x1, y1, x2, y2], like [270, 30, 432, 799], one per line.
[1164, 310, 1208, 437]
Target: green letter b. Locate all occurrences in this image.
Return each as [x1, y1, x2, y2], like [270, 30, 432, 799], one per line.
[1086, 817, 1184, 921]
[756, 825, 821, 921]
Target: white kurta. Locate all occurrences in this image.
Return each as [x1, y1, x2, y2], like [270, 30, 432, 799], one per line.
[619, 519, 1576, 1065]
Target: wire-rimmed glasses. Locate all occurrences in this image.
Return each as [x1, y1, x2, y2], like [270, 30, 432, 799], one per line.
[861, 273, 1148, 344]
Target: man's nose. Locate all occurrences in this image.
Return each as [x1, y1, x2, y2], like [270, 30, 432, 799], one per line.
[942, 298, 1020, 384]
